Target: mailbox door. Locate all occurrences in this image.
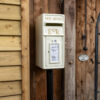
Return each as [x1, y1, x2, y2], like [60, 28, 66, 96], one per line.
[45, 36, 64, 69]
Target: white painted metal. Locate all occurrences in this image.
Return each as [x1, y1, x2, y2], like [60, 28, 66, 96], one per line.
[36, 14, 65, 69]
[79, 54, 89, 61]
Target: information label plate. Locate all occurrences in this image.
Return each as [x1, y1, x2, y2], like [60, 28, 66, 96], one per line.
[79, 54, 89, 62]
[50, 44, 59, 63]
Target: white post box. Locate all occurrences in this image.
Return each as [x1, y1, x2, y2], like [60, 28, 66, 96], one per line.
[36, 14, 65, 69]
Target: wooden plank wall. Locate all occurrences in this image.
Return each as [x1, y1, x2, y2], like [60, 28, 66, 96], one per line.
[0, 1, 22, 100]
[30, 0, 64, 100]
[48, 1, 64, 100]
[30, 0, 48, 100]
[29, 0, 100, 100]
[64, 0, 76, 100]
[76, 0, 96, 100]
[0, 0, 30, 100]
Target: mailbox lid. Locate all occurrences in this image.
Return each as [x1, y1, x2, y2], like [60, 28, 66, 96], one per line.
[42, 14, 65, 36]
[42, 14, 65, 23]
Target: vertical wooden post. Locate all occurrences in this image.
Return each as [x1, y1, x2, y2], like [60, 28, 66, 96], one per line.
[83, 1, 96, 100]
[48, 0, 64, 100]
[76, 0, 96, 100]
[30, 0, 48, 100]
[64, 0, 76, 100]
[21, 0, 30, 100]
[76, 1, 85, 100]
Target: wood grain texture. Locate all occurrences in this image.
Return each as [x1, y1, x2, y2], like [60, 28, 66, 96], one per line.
[76, 1, 85, 100]
[48, 0, 62, 13]
[0, 81, 22, 97]
[0, 95, 21, 100]
[0, 0, 20, 5]
[48, 0, 64, 100]
[64, 0, 76, 100]
[0, 66, 21, 81]
[96, 0, 100, 17]
[35, 69, 47, 100]
[53, 70, 64, 100]
[0, 52, 21, 66]
[0, 36, 21, 51]
[21, 0, 30, 100]
[84, 0, 95, 100]
[0, 5, 21, 20]
[0, 21, 21, 36]
[76, 0, 96, 100]
[30, 0, 48, 100]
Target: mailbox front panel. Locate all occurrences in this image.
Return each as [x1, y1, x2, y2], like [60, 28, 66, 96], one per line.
[45, 37, 64, 69]
[36, 14, 65, 69]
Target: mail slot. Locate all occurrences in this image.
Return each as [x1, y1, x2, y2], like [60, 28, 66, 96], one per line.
[36, 14, 65, 69]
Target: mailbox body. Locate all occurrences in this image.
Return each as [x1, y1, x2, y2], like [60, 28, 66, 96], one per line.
[36, 14, 65, 69]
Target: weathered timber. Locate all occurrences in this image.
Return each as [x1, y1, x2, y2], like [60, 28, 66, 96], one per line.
[48, 0, 64, 100]
[76, 0, 96, 100]
[76, 1, 85, 100]
[30, 0, 48, 100]
[64, 0, 76, 100]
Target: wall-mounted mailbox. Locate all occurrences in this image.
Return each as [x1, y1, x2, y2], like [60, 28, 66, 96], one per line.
[36, 14, 65, 69]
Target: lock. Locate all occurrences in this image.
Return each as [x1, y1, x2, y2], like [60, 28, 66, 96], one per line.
[36, 14, 65, 69]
